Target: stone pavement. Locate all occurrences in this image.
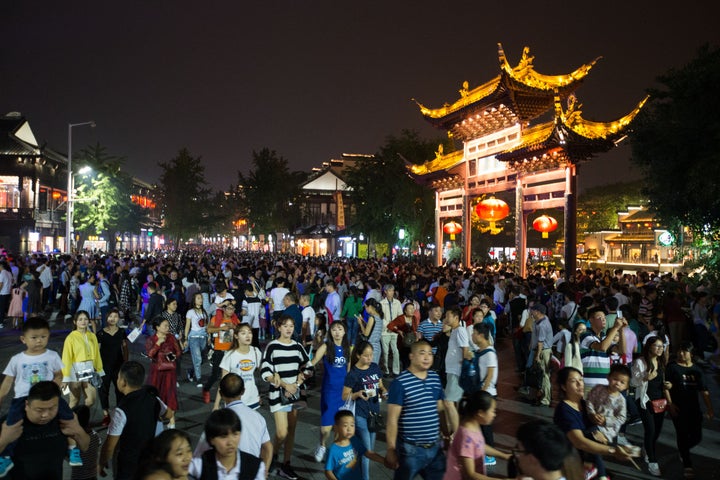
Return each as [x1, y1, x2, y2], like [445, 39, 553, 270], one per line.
[1, 313, 719, 479]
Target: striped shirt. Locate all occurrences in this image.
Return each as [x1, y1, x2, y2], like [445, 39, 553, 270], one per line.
[260, 340, 311, 412]
[417, 319, 443, 353]
[388, 370, 445, 444]
[580, 332, 611, 390]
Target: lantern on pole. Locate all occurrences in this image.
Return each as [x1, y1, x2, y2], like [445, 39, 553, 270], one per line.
[443, 220, 462, 240]
[475, 197, 510, 231]
[532, 215, 558, 238]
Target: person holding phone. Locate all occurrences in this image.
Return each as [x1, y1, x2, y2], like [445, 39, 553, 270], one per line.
[146, 318, 181, 428]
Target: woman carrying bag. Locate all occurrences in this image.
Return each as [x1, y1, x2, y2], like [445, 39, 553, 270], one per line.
[631, 335, 672, 477]
[146, 316, 181, 429]
[62, 310, 105, 408]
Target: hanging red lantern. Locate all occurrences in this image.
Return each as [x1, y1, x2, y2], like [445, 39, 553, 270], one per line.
[475, 197, 510, 229]
[532, 215, 558, 238]
[443, 220, 462, 240]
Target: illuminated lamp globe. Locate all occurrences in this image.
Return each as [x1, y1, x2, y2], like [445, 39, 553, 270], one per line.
[532, 215, 558, 238]
[475, 197, 510, 229]
[443, 220, 462, 240]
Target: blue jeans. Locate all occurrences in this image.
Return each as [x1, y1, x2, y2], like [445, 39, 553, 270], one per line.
[99, 304, 110, 328]
[395, 440, 445, 480]
[346, 315, 358, 345]
[356, 415, 376, 480]
[371, 340, 381, 365]
[188, 334, 207, 381]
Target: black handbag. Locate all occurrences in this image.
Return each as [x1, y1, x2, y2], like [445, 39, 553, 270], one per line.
[367, 411, 384, 432]
[279, 388, 300, 405]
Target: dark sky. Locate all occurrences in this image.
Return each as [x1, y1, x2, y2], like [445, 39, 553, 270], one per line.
[1, 1, 717, 191]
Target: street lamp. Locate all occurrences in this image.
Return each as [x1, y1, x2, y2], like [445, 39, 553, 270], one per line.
[66, 121, 95, 253]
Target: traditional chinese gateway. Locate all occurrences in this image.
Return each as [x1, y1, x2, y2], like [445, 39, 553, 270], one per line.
[410, 44, 647, 278]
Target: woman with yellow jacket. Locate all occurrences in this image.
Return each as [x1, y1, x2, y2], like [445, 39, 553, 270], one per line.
[62, 310, 105, 407]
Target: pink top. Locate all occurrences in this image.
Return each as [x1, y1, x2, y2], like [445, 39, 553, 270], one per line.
[623, 328, 638, 364]
[443, 425, 486, 480]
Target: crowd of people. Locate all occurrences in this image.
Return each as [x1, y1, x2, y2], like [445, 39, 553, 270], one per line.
[0, 247, 717, 480]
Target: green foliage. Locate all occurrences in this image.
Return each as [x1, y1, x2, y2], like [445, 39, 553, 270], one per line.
[157, 148, 212, 245]
[237, 148, 306, 235]
[344, 129, 450, 247]
[630, 44, 720, 278]
[577, 181, 646, 232]
[73, 144, 143, 242]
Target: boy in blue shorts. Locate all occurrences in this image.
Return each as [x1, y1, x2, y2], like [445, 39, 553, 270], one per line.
[0, 317, 81, 476]
[325, 410, 385, 480]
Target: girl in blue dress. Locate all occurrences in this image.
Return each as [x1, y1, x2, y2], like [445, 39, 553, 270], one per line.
[310, 320, 350, 463]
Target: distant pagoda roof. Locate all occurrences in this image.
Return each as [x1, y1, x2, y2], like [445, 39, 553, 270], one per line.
[408, 146, 464, 176]
[414, 44, 600, 140]
[496, 95, 648, 171]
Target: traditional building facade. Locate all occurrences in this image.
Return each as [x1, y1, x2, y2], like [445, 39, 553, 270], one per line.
[292, 154, 364, 257]
[0, 112, 160, 254]
[582, 206, 687, 273]
[410, 44, 646, 277]
[0, 112, 68, 253]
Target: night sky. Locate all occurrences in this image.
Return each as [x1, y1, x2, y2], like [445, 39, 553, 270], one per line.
[1, 1, 717, 191]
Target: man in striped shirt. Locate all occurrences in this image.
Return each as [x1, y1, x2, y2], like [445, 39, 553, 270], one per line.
[580, 307, 627, 396]
[385, 340, 448, 480]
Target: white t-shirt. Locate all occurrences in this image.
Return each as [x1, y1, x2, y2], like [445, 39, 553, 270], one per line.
[241, 297, 263, 329]
[213, 292, 235, 313]
[219, 348, 262, 407]
[3, 350, 64, 398]
[446, 326, 469, 376]
[186, 308, 208, 334]
[302, 306, 316, 337]
[561, 301, 578, 322]
[476, 347, 498, 397]
[270, 287, 289, 312]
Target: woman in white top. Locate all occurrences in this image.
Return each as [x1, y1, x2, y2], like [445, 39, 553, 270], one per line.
[213, 324, 262, 410]
[184, 292, 208, 386]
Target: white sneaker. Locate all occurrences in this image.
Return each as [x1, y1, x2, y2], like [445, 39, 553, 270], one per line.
[313, 444, 326, 463]
[648, 462, 661, 477]
[196, 383, 203, 388]
[616, 434, 631, 446]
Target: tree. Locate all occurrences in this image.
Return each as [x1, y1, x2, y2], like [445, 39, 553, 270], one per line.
[157, 148, 212, 246]
[630, 44, 720, 279]
[577, 181, 646, 233]
[73, 143, 143, 250]
[344, 129, 450, 249]
[238, 148, 306, 237]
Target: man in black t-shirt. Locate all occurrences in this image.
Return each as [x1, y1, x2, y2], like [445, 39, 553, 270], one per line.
[0, 382, 89, 480]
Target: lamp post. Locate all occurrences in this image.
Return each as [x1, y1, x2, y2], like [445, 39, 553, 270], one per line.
[66, 121, 95, 253]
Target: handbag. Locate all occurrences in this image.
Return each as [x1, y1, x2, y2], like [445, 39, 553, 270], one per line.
[279, 387, 301, 405]
[401, 330, 417, 348]
[367, 411, 384, 433]
[156, 352, 176, 371]
[650, 398, 667, 414]
[73, 360, 95, 382]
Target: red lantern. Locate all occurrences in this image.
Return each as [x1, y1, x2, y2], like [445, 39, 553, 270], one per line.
[475, 197, 510, 229]
[443, 221, 462, 240]
[532, 215, 558, 238]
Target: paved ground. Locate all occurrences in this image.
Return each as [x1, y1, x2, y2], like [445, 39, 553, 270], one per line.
[1, 312, 719, 479]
